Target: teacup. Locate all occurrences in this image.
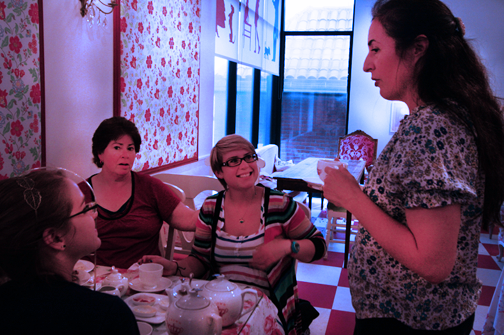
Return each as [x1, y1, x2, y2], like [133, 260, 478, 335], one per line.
[98, 285, 122, 296]
[317, 159, 348, 182]
[139, 263, 163, 289]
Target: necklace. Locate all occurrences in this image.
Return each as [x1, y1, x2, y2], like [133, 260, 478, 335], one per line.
[237, 188, 257, 224]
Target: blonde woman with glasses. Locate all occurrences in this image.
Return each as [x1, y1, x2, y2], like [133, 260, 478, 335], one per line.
[140, 134, 327, 335]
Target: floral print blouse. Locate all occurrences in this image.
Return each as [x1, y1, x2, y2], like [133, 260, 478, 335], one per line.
[348, 104, 484, 330]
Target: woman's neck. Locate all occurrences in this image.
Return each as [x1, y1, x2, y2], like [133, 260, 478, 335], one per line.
[226, 185, 260, 203]
[97, 169, 132, 185]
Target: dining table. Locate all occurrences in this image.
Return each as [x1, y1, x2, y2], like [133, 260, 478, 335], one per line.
[272, 157, 366, 267]
[272, 157, 366, 207]
[81, 263, 285, 335]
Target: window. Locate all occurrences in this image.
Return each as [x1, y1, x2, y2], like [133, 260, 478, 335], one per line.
[213, 1, 355, 160]
[280, 0, 354, 162]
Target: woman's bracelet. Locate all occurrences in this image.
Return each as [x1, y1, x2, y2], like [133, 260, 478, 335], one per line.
[174, 261, 186, 276]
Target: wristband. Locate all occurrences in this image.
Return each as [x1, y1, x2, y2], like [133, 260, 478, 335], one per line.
[290, 240, 300, 254]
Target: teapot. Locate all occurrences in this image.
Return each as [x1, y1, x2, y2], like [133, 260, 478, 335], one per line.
[102, 266, 128, 296]
[165, 287, 222, 335]
[203, 275, 259, 327]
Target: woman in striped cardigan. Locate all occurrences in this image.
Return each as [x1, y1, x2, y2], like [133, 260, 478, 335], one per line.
[140, 135, 327, 334]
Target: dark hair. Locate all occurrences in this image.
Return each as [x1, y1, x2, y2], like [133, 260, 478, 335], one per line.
[210, 134, 256, 188]
[0, 170, 73, 282]
[372, 0, 504, 228]
[92, 117, 142, 168]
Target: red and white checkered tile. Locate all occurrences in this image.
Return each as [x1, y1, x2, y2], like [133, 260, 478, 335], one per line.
[297, 199, 503, 335]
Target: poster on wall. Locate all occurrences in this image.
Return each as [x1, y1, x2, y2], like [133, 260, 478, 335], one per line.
[114, 0, 200, 172]
[0, 0, 43, 179]
[215, 0, 281, 76]
[237, 0, 262, 69]
[262, 0, 281, 75]
[215, 0, 239, 62]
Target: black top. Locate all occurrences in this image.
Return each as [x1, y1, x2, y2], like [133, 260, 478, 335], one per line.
[0, 278, 140, 335]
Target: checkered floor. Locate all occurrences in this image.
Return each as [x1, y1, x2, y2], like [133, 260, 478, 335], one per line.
[298, 198, 503, 335]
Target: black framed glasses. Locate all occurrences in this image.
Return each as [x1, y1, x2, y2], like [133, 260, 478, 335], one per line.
[221, 153, 258, 167]
[69, 202, 98, 219]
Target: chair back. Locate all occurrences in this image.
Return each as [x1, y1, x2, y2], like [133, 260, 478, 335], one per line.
[256, 144, 279, 176]
[153, 173, 224, 210]
[159, 182, 186, 259]
[153, 173, 225, 260]
[338, 130, 377, 169]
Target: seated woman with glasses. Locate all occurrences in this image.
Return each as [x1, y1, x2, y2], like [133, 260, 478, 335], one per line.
[0, 169, 139, 335]
[139, 134, 327, 335]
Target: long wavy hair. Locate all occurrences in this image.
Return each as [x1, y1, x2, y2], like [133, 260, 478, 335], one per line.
[372, 0, 504, 227]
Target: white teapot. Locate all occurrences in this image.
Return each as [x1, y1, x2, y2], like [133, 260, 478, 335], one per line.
[165, 287, 222, 335]
[203, 275, 259, 327]
[102, 266, 128, 296]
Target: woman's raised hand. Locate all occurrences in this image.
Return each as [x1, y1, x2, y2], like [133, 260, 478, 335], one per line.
[322, 165, 362, 211]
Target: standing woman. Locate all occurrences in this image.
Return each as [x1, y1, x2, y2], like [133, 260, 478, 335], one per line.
[322, 0, 504, 333]
[86, 117, 197, 269]
[0, 169, 139, 335]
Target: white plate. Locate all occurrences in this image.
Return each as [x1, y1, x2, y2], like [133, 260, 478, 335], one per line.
[303, 177, 323, 190]
[129, 277, 172, 293]
[74, 259, 94, 272]
[74, 269, 91, 285]
[124, 293, 167, 324]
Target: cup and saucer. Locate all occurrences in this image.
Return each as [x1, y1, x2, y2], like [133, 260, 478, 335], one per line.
[129, 263, 172, 293]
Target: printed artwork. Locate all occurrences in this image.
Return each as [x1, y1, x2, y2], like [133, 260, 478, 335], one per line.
[215, 0, 281, 75]
[116, 0, 200, 172]
[0, 0, 42, 179]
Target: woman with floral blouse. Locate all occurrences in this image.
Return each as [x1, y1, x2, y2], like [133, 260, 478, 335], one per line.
[321, 0, 504, 333]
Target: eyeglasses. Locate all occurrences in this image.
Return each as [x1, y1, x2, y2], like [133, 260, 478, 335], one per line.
[221, 153, 258, 167]
[69, 202, 98, 219]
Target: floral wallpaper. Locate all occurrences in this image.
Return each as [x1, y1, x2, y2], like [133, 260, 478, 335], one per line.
[0, 0, 41, 179]
[117, 0, 200, 172]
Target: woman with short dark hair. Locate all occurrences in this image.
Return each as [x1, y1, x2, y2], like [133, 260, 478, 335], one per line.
[86, 116, 197, 269]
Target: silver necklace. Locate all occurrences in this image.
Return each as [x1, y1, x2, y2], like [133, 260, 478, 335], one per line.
[238, 188, 257, 224]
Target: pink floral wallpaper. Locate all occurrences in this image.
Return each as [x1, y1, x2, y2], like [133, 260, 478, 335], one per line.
[116, 0, 200, 172]
[0, 0, 41, 179]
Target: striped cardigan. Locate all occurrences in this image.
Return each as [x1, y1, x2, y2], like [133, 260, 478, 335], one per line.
[191, 187, 327, 335]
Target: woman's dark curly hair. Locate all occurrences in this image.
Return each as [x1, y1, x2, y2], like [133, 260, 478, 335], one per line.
[372, 0, 504, 227]
[92, 116, 142, 168]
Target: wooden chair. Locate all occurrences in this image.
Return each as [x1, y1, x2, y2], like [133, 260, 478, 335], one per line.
[158, 182, 186, 260]
[324, 130, 377, 268]
[153, 173, 225, 259]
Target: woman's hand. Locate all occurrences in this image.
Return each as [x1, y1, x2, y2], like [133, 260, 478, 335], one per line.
[138, 255, 176, 276]
[321, 165, 363, 211]
[250, 238, 290, 270]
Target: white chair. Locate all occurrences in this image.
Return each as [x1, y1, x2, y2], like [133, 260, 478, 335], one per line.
[153, 173, 225, 258]
[158, 182, 186, 260]
[256, 144, 279, 176]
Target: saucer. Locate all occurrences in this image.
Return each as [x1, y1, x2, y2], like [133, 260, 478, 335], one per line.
[74, 259, 94, 272]
[129, 277, 172, 293]
[74, 269, 91, 285]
